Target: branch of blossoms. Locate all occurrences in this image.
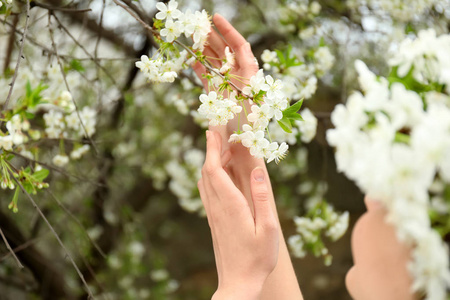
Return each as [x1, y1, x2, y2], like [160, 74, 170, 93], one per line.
[114, 0, 313, 163]
[111, 0, 243, 93]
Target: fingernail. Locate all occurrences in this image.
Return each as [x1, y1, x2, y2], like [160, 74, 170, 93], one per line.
[253, 167, 264, 182]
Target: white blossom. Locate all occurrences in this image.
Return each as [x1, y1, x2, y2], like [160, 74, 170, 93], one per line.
[52, 154, 69, 167]
[155, 0, 182, 21]
[297, 108, 317, 143]
[160, 20, 183, 43]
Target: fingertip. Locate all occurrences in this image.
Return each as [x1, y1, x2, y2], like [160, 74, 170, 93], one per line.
[213, 13, 224, 24]
[205, 130, 221, 168]
[252, 167, 265, 182]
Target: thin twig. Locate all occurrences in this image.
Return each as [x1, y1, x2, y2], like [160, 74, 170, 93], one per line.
[77, 245, 111, 300]
[0, 234, 44, 262]
[47, 12, 100, 155]
[3, 0, 30, 111]
[3, 18, 129, 64]
[3, 14, 19, 74]
[10, 151, 107, 188]
[46, 189, 107, 259]
[8, 164, 95, 299]
[0, 227, 24, 269]
[51, 12, 118, 86]
[94, 0, 106, 112]
[31, 1, 91, 13]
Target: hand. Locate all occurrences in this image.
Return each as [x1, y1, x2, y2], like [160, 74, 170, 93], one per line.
[193, 13, 264, 202]
[193, 13, 259, 139]
[198, 131, 279, 300]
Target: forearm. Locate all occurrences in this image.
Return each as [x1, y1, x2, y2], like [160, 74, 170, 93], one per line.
[261, 228, 303, 300]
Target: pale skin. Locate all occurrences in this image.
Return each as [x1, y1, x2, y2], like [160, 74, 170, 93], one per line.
[195, 14, 417, 300]
[194, 13, 303, 300]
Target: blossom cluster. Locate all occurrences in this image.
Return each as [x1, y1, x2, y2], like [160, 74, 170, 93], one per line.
[156, 0, 211, 49]
[196, 67, 293, 162]
[134, 0, 328, 163]
[327, 29, 450, 300]
[165, 148, 205, 215]
[288, 200, 349, 265]
[348, 0, 446, 22]
[389, 28, 450, 91]
[197, 91, 242, 126]
[277, 0, 322, 25]
[43, 107, 96, 167]
[0, 58, 96, 166]
[135, 0, 211, 83]
[261, 45, 335, 101]
[135, 51, 188, 83]
[0, 115, 30, 151]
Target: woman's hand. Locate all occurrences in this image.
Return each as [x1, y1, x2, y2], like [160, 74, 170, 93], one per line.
[193, 13, 259, 140]
[193, 13, 264, 204]
[195, 16, 303, 300]
[198, 131, 279, 300]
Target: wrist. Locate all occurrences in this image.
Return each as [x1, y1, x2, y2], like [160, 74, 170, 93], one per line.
[212, 282, 263, 300]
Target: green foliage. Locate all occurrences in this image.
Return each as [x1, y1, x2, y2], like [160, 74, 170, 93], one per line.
[68, 59, 85, 73]
[23, 81, 48, 109]
[278, 99, 304, 133]
[275, 45, 303, 71]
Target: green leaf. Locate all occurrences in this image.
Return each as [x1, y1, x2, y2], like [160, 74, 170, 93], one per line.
[394, 132, 410, 144]
[33, 169, 49, 182]
[69, 59, 85, 72]
[278, 117, 293, 133]
[283, 99, 304, 116]
[24, 111, 35, 119]
[289, 113, 304, 121]
[24, 82, 48, 108]
[23, 182, 34, 194]
[319, 37, 326, 47]
[26, 81, 32, 98]
[275, 49, 285, 65]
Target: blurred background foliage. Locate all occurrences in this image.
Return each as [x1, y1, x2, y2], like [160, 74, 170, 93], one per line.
[0, 0, 449, 299]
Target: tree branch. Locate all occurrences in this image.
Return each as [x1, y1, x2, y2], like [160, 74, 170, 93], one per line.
[0, 227, 24, 268]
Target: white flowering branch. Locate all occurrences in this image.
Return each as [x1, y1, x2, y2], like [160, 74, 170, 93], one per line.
[111, 0, 244, 94]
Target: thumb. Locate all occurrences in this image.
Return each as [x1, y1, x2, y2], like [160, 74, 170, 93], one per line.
[250, 167, 277, 234]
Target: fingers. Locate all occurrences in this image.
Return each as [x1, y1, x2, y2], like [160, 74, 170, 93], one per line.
[213, 14, 255, 69]
[221, 149, 232, 167]
[250, 167, 278, 234]
[203, 47, 222, 68]
[213, 14, 247, 54]
[207, 29, 228, 60]
[202, 131, 248, 206]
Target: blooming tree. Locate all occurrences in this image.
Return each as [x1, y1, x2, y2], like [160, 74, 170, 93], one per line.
[0, 0, 449, 299]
